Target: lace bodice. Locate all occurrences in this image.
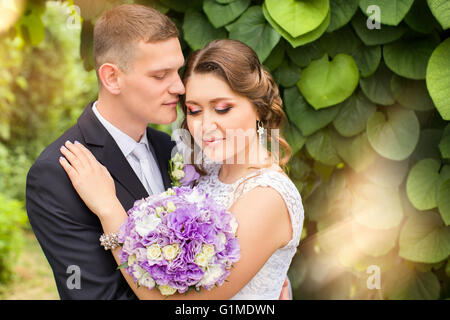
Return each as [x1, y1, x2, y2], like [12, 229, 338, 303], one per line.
[195, 161, 305, 300]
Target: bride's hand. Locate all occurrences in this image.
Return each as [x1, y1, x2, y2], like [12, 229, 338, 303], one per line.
[59, 140, 121, 218]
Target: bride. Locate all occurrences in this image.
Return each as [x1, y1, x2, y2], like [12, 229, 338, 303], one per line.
[59, 39, 304, 300]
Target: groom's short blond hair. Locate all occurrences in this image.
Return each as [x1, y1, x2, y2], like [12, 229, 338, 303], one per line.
[93, 4, 178, 73]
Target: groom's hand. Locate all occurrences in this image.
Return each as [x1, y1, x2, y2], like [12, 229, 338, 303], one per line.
[278, 277, 290, 300]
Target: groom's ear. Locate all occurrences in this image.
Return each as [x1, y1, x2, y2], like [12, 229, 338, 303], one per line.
[98, 63, 121, 95]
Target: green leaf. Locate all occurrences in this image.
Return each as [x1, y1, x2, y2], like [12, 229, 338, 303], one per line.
[383, 36, 439, 80]
[351, 182, 404, 229]
[159, 0, 202, 12]
[399, 211, 450, 263]
[182, 10, 227, 51]
[20, 12, 45, 46]
[363, 154, 409, 187]
[332, 131, 376, 173]
[426, 38, 450, 120]
[351, 10, 407, 46]
[297, 53, 359, 110]
[351, 221, 399, 257]
[273, 59, 301, 88]
[411, 129, 443, 165]
[438, 179, 450, 225]
[427, 0, 450, 29]
[117, 261, 129, 270]
[319, 25, 360, 57]
[305, 129, 341, 166]
[439, 124, 450, 159]
[286, 41, 324, 68]
[282, 122, 306, 156]
[404, 0, 440, 34]
[360, 63, 395, 105]
[226, 6, 280, 62]
[203, 0, 250, 28]
[406, 158, 441, 210]
[319, 25, 381, 77]
[352, 43, 381, 78]
[262, 39, 285, 71]
[359, 0, 415, 26]
[391, 75, 435, 111]
[264, 0, 330, 38]
[332, 91, 376, 137]
[366, 107, 420, 161]
[384, 263, 441, 299]
[284, 87, 340, 136]
[262, 3, 330, 48]
[216, 0, 237, 3]
[327, 0, 359, 32]
[80, 20, 94, 72]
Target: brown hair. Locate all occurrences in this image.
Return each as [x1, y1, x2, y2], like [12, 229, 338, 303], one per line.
[93, 4, 178, 73]
[179, 39, 291, 177]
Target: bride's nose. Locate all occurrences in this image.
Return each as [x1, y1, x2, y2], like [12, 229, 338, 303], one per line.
[201, 113, 219, 137]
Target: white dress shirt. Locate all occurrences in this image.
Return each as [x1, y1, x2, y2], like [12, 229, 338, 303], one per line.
[92, 101, 165, 195]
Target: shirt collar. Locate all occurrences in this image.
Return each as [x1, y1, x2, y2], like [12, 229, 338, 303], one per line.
[92, 101, 149, 158]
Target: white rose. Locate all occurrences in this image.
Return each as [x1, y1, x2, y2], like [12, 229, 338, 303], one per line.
[174, 161, 184, 170]
[172, 169, 185, 180]
[158, 284, 177, 296]
[138, 272, 155, 289]
[162, 243, 180, 261]
[165, 188, 176, 196]
[173, 153, 183, 163]
[135, 214, 161, 237]
[198, 264, 225, 288]
[155, 206, 165, 217]
[127, 254, 137, 266]
[132, 265, 146, 280]
[194, 252, 210, 268]
[202, 244, 215, 259]
[166, 201, 177, 213]
[146, 243, 162, 261]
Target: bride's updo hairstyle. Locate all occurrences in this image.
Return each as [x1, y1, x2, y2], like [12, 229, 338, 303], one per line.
[180, 39, 291, 176]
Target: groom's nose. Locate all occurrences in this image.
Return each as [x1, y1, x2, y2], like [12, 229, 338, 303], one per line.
[168, 73, 185, 95]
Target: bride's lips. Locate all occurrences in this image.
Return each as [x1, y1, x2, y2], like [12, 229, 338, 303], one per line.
[203, 138, 225, 147]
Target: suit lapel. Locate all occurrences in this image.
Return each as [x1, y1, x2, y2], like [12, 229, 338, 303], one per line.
[77, 103, 149, 200]
[147, 128, 173, 190]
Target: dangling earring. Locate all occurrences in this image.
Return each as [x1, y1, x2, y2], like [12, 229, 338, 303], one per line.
[257, 120, 265, 146]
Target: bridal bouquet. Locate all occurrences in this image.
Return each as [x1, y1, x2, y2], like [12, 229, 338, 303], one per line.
[116, 154, 240, 296]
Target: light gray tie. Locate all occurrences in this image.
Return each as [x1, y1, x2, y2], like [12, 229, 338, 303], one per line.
[132, 143, 164, 195]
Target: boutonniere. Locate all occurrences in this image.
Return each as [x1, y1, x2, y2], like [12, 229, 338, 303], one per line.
[169, 152, 200, 187]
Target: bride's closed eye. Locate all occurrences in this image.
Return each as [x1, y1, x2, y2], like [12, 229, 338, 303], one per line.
[187, 105, 232, 115]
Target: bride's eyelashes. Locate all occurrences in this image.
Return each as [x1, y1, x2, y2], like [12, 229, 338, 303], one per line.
[187, 106, 232, 116]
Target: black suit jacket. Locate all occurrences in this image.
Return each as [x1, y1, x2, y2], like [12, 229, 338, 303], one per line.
[26, 101, 176, 299]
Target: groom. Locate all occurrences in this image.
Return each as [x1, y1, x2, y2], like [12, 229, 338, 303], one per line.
[26, 4, 291, 300]
[26, 4, 184, 299]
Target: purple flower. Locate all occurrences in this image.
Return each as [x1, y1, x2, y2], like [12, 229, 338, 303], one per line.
[179, 164, 200, 186]
[117, 186, 240, 295]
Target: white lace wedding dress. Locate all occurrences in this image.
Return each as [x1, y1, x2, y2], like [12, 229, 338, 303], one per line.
[195, 160, 305, 300]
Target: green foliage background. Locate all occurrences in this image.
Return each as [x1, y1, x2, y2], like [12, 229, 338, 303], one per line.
[1, 0, 449, 298]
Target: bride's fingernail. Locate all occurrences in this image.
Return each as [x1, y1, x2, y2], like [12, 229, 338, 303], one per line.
[60, 145, 67, 151]
[59, 156, 65, 161]
[65, 140, 72, 145]
[74, 140, 81, 145]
